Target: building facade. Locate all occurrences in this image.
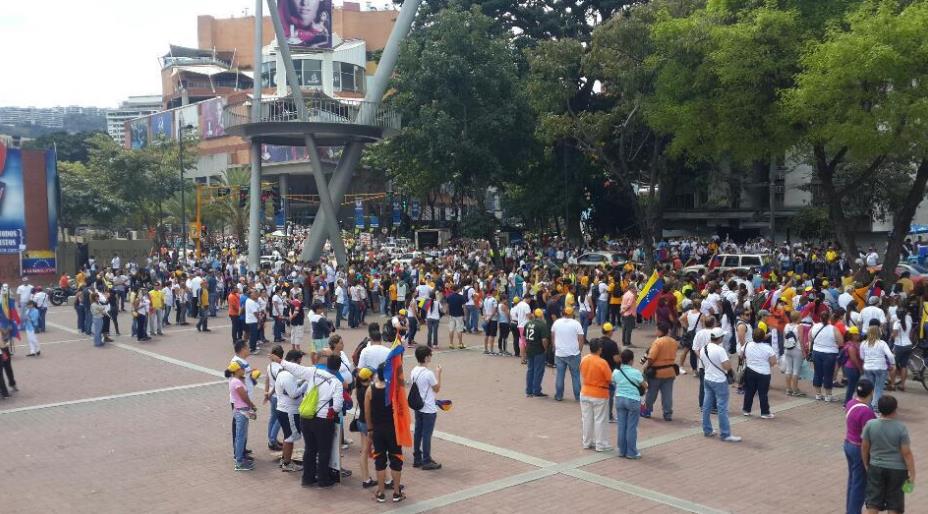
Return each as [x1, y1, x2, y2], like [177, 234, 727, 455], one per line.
[106, 96, 162, 146]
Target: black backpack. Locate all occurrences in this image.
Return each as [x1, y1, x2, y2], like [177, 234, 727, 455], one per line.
[407, 369, 425, 411]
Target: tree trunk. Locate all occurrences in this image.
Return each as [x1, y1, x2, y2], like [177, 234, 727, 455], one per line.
[813, 144, 860, 268]
[880, 159, 928, 284]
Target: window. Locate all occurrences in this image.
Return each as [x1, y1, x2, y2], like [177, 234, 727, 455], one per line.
[332, 62, 365, 93]
[301, 60, 322, 86]
[723, 256, 739, 267]
[260, 62, 277, 88]
[741, 256, 761, 267]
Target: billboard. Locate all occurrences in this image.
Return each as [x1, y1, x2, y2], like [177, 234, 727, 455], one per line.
[199, 97, 225, 139]
[151, 111, 174, 140]
[130, 118, 149, 149]
[0, 144, 25, 253]
[176, 104, 199, 135]
[22, 250, 55, 275]
[261, 144, 308, 163]
[279, 0, 333, 49]
[46, 148, 58, 250]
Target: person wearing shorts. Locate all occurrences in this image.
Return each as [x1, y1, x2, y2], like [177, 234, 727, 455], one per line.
[862, 395, 915, 514]
[365, 363, 405, 503]
[782, 313, 806, 397]
[444, 286, 467, 350]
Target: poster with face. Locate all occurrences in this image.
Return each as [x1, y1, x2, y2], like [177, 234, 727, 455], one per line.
[279, 0, 333, 49]
[199, 98, 225, 139]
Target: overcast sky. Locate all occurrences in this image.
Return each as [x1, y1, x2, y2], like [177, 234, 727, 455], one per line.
[0, 0, 260, 108]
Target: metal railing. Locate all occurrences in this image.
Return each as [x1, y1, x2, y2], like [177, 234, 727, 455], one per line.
[223, 97, 400, 131]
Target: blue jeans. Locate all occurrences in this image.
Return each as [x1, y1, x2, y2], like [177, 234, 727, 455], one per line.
[844, 441, 866, 514]
[702, 380, 732, 438]
[596, 300, 608, 325]
[615, 397, 640, 457]
[407, 317, 418, 343]
[38, 307, 46, 332]
[844, 367, 861, 406]
[526, 353, 546, 395]
[209, 292, 217, 316]
[414, 410, 437, 464]
[273, 318, 285, 341]
[83, 306, 92, 334]
[233, 409, 249, 465]
[247, 323, 258, 352]
[427, 318, 439, 347]
[335, 303, 344, 329]
[555, 354, 581, 401]
[580, 314, 590, 339]
[465, 305, 478, 332]
[812, 351, 838, 389]
[863, 369, 888, 409]
[92, 317, 104, 347]
[267, 395, 280, 445]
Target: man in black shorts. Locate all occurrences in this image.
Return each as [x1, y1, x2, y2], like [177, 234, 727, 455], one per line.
[365, 362, 406, 503]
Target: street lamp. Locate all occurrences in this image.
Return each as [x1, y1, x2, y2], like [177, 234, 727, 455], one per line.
[178, 122, 194, 263]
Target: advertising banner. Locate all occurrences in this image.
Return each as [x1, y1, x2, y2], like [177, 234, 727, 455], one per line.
[355, 200, 364, 229]
[199, 97, 225, 139]
[370, 215, 379, 229]
[46, 148, 58, 250]
[261, 144, 308, 163]
[0, 144, 26, 254]
[392, 200, 401, 226]
[411, 200, 421, 220]
[278, 0, 333, 49]
[176, 105, 199, 135]
[22, 250, 55, 275]
[130, 118, 149, 149]
[151, 111, 174, 140]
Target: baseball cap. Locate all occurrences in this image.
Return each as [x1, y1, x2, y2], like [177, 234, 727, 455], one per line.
[227, 361, 242, 373]
[533, 308, 544, 318]
[399, 309, 407, 316]
[757, 321, 768, 333]
[513, 296, 520, 303]
[709, 327, 726, 339]
[848, 326, 860, 335]
[602, 322, 614, 333]
[357, 367, 373, 381]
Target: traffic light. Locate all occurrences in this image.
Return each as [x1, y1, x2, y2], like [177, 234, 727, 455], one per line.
[238, 187, 248, 207]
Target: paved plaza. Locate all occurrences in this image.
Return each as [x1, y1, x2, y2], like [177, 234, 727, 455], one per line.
[1, 306, 925, 513]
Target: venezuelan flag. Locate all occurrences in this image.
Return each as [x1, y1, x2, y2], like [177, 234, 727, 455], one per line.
[921, 300, 928, 339]
[382, 337, 413, 447]
[636, 271, 664, 318]
[0, 294, 20, 340]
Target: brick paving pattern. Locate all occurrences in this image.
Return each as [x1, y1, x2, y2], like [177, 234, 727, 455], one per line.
[0, 306, 924, 513]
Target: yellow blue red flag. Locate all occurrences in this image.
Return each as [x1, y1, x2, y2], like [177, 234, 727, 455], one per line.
[636, 271, 664, 318]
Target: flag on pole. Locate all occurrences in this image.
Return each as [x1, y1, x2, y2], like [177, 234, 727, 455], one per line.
[635, 271, 664, 318]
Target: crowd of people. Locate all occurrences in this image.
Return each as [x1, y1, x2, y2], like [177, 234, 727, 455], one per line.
[7, 231, 924, 511]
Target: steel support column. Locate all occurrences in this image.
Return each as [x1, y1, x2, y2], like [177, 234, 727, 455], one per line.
[247, 0, 264, 272]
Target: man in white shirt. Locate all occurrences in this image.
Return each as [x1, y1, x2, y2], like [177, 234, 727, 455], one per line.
[357, 328, 391, 371]
[691, 318, 715, 410]
[411, 345, 442, 470]
[334, 279, 347, 330]
[551, 307, 584, 401]
[32, 286, 49, 333]
[272, 291, 286, 343]
[482, 293, 499, 354]
[838, 286, 855, 311]
[860, 296, 886, 331]
[244, 289, 261, 353]
[274, 349, 309, 472]
[463, 284, 477, 334]
[596, 279, 609, 326]
[510, 297, 531, 359]
[699, 328, 741, 442]
[16, 278, 33, 320]
[111, 254, 121, 271]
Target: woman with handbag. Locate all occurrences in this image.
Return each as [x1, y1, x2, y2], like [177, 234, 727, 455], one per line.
[809, 310, 843, 402]
[782, 311, 807, 397]
[612, 349, 646, 459]
[740, 328, 778, 418]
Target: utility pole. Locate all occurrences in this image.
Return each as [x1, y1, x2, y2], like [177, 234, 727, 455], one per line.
[179, 122, 188, 261]
[247, 0, 264, 271]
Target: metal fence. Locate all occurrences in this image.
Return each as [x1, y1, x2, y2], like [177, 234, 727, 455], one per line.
[223, 97, 400, 130]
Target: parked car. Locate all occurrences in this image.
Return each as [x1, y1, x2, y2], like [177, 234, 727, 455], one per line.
[682, 254, 771, 275]
[868, 263, 928, 284]
[576, 251, 625, 268]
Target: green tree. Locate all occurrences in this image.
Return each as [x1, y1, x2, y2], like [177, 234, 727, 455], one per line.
[57, 161, 125, 229]
[785, 0, 928, 281]
[23, 130, 104, 163]
[372, 5, 534, 218]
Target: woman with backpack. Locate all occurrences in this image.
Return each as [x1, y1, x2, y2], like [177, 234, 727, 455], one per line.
[842, 326, 864, 405]
[890, 304, 915, 391]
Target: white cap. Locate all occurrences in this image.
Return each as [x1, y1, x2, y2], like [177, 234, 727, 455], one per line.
[709, 327, 727, 339]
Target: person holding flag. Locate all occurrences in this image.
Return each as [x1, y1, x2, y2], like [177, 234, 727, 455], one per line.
[635, 271, 666, 321]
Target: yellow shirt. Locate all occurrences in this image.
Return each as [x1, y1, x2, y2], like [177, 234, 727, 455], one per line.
[780, 287, 796, 312]
[565, 292, 575, 309]
[149, 290, 164, 310]
[389, 284, 398, 301]
[825, 250, 837, 263]
[609, 282, 621, 305]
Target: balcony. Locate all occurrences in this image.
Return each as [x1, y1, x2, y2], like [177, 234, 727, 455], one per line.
[223, 97, 400, 147]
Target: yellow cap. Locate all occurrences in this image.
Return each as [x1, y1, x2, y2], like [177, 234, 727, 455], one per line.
[533, 308, 544, 318]
[805, 286, 813, 292]
[227, 361, 242, 373]
[757, 321, 768, 333]
[822, 280, 829, 286]
[357, 367, 373, 380]
[848, 326, 860, 335]
[602, 322, 614, 333]
[513, 297, 520, 303]
[564, 306, 574, 316]
[399, 309, 407, 316]
[250, 369, 262, 380]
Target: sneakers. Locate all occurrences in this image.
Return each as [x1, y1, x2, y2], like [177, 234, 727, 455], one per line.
[375, 492, 386, 503]
[361, 478, 377, 489]
[815, 394, 824, 401]
[422, 461, 442, 470]
[268, 441, 283, 452]
[742, 411, 752, 417]
[234, 461, 255, 471]
[760, 413, 775, 419]
[704, 431, 717, 438]
[823, 395, 834, 403]
[280, 461, 303, 472]
[393, 491, 407, 503]
[722, 435, 743, 443]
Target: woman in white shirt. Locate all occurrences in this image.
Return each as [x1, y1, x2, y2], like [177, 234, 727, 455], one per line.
[740, 327, 778, 418]
[782, 311, 806, 397]
[809, 313, 843, 402]
[890, 306, 915, 392]
[578, 289, 593, 340]
[678, 299, 704, 374]
[859, 326, 895, 408]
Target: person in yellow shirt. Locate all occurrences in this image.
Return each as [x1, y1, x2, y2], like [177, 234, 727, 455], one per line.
[780, 279, 796, 313]
[76, 270, 86, 288]
[196, 286, 211, 332]
[148, 285, 164, 336]
[608, 278, 622, 325]
[389, 281, 398, 316]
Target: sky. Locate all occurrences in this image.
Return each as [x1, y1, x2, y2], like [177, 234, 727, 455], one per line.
[0, 0, 259, 108]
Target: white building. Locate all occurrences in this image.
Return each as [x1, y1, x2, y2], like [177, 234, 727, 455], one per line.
[106, 95, 162, 145]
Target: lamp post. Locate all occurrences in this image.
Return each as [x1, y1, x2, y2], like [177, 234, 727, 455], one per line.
[178, 122, 194, 262]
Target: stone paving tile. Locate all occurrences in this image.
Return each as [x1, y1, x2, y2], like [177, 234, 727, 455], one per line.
[428, 473, 682, 514]
[580, 400, 928, 513]
[0, 383, 532, 513]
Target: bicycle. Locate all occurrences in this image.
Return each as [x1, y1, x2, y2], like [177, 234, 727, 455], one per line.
[906, 344, 928, 392]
